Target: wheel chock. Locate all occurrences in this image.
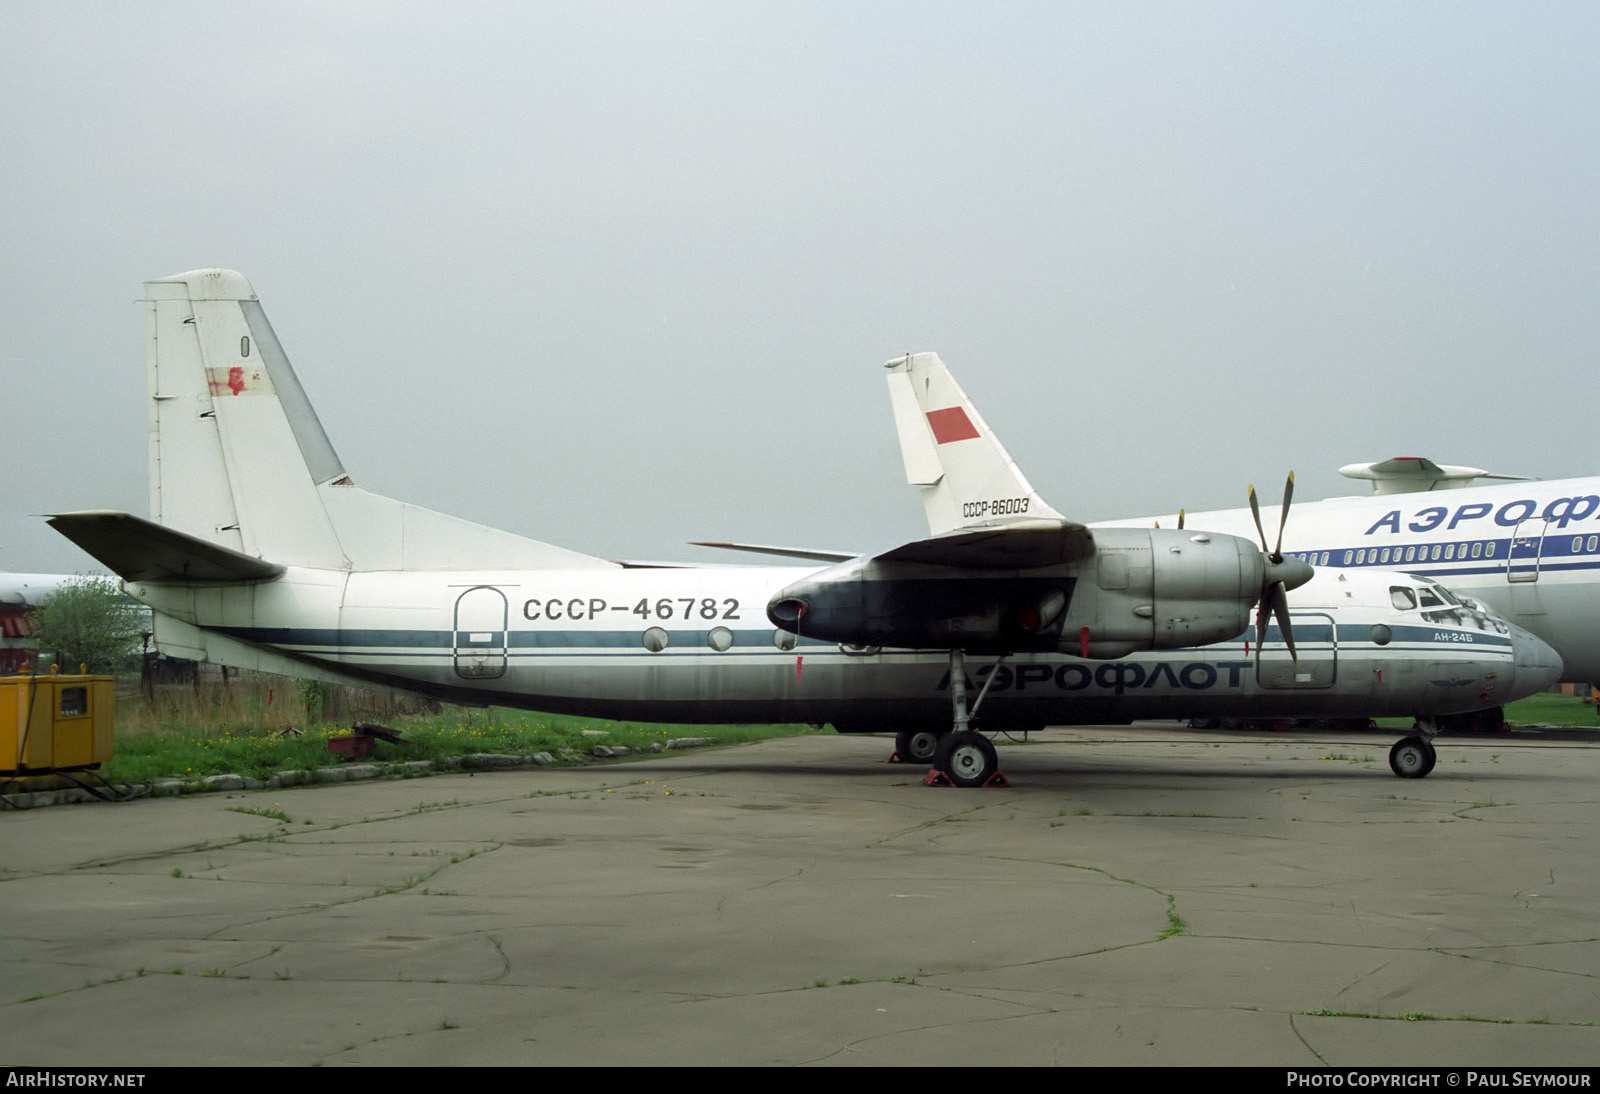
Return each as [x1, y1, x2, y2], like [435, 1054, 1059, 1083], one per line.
[922, 767, 1010, 787]
[888, 750, 911, 764]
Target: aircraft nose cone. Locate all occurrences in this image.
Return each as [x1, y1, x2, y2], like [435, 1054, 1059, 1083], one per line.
[1509, 624, 1564, 697]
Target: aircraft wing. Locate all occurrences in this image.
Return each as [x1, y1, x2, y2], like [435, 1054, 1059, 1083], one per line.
[47, 511, 286, 583]
[873, 520, 1093, 569]
[689, 541, 858, 563]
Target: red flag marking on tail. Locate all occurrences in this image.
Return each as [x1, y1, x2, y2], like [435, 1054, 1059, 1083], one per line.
[926, 406, 980, 444]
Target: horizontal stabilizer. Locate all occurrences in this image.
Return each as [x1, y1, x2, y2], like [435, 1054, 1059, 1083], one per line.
[875, 520, 1093, 570]
[689, 541, 857, 563]
[47, 511, 286, 583]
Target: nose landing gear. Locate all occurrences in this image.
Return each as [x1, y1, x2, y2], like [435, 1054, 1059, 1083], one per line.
[1388, 720, 1439, 778]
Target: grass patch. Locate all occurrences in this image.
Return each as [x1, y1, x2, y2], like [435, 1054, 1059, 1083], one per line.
[105, 690, 825, 784]
[1502, 693, 1600, 727]
[225, 805, 291, 823]
[1158, 896, 1186, 940]
[1376, 692, 1600, 729]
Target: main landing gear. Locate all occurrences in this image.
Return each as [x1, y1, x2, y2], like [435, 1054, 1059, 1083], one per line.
[894, 728, 944, 765]
[921, 649, 1007, 788]
[933, 730, 1000, 788]
[1388, 720, 1439, 779]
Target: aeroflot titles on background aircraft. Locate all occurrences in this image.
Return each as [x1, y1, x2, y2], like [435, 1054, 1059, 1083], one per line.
[42, 270, 1560, 788]
[1098, 466, 1600, 686]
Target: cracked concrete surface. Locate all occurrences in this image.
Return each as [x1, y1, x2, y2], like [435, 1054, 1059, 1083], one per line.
[2, 728, 1597, 1066]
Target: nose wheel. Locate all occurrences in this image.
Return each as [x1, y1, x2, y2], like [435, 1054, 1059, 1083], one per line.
[1389, 727, 1439, 779]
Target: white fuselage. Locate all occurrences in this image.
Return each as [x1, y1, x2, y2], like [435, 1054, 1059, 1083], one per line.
[130, 564, 1559, 729]
[1099, 477, 1600, 684]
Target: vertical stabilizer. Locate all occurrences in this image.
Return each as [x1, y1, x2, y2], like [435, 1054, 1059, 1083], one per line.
[146, 270, 349, 569]
[883, 352, 1065, 536]
[144, 270, 612, 572]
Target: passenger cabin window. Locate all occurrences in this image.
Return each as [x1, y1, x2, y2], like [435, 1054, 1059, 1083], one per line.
[1390, 586, 1417, 611]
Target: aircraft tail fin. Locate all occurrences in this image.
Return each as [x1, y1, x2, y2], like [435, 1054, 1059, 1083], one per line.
[883, 352, 1066, 537]
[142, 270, 612, 573]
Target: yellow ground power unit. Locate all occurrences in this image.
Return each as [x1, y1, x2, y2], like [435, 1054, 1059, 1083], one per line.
[0, 671, 115, 775]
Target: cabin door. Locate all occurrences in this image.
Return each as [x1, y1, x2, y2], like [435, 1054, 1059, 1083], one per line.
[1255, 612, 1337, 689]
[1506, 517, 1550, 584]
[453, 586, 509, 679]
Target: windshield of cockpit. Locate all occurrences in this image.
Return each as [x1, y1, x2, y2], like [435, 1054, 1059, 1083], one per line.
[1389, 583, 1459, 612]
[1393, 580, 1508, 634]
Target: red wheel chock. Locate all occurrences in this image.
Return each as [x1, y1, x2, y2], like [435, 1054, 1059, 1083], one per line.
[922, 767, 1010, 788]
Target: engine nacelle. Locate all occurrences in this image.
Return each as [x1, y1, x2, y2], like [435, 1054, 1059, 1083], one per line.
[767, 527, 1280, 657]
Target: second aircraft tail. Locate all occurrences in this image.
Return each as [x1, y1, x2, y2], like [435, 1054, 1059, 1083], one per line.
[883, 352, 1066, 537]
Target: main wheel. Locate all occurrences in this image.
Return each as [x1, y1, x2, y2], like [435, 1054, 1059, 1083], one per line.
[1389, 736, 1437, 779]
[934, 730, 999, 788]
[895, 729, 944, 764]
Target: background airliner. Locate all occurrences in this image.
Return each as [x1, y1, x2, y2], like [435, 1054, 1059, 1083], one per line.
[1098, 466, 1600, 690]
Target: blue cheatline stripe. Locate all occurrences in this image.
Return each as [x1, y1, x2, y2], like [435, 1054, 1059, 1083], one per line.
[212, 625, 830, 651]
[1249, 623, 1511, 648]
[1300, 535, 1600, 577]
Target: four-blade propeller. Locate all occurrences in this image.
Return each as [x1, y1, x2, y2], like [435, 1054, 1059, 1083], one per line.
[1247, 472, 1314, 666]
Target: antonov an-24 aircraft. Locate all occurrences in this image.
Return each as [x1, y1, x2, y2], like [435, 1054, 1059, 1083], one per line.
[47, 270, 1559, 787]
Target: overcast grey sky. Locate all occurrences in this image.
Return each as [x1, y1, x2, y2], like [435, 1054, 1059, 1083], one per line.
[4, 2, 1597, 572]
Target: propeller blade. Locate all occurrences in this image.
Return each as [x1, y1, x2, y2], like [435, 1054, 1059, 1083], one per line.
[1270, 581, 1299, 666]
[1273, 472, 1295, 560]
[1178, 508, 1185, 530]
[1248, 484, 1268, 553]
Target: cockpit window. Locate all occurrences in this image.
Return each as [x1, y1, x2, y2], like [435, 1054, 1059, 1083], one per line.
[1418, 587, 1443, 607]
[1390, 586, 1418, 611]
[1433, 585, 1460, 605]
